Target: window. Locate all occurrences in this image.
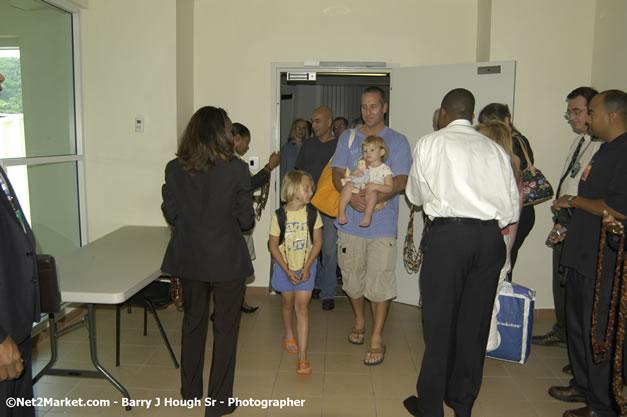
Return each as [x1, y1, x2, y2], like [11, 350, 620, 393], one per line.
[0, 0, 84, 257]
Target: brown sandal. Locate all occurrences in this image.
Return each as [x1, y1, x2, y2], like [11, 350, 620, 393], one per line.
[364, 345, 386, 366]
[348, 327, 365, 345]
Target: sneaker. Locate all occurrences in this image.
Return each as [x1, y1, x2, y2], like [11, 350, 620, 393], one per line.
[322, 299, 335, 310]
[312, 289, 321, 299]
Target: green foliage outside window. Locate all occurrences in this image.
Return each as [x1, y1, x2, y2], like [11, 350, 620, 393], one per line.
[0, 57, 23, 114]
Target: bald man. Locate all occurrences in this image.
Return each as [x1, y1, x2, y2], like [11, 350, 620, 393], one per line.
[294, 105, 339, 310]
[549, 90, 627, 417]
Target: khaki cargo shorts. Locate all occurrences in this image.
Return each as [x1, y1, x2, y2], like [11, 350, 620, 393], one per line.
[337, 231, 397, 302]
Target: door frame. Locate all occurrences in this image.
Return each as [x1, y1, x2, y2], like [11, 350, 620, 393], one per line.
[270, 62, 399, 208]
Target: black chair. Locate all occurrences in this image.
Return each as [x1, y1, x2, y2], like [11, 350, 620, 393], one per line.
[115, 278, 179, 369]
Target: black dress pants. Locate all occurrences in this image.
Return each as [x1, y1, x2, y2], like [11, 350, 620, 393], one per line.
[415, 221, 505, 417]
[565, 268, 617, 417]
[180, 277, 245, 417]
[551, 242, 567, 339]
[0, 337, 34, 417]
[508, 205, 535, 279]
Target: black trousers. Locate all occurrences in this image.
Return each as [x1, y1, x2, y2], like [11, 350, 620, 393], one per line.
[180, 277, 245, 417]
[0, 337, 34, 417]
[508, 205, 535, 279]
[565, 268, 617, 417]
[551, 242, 567, 339]
[416, 221, 505, 417]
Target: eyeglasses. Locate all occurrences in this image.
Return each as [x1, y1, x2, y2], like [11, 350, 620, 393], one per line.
[564, 108, 587, 120]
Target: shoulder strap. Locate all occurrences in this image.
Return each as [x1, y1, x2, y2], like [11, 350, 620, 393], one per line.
[515, 135, 535, 174]
[348, 128, 356, 148]
[306, 204, 317, 240]
[275, 206, 287, 246]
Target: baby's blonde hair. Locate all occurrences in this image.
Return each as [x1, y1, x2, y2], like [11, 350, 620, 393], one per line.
[361, 135, 389, 162]
[281, 170, 314, 202]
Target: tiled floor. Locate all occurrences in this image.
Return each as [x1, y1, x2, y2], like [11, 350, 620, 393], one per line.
[31, 294, 574, 417]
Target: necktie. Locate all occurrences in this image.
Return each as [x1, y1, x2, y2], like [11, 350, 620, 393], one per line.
[556, 136, 585, 198]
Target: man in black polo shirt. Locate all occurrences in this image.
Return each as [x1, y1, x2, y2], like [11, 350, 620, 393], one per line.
[295, 105, 338, 310]
[548, 89, 627, 417]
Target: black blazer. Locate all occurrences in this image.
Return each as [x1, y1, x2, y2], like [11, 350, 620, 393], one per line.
[0, 166, 40, 346]
[160, 158, 255, 282]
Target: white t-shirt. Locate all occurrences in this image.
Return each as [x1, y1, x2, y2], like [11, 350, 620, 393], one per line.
[368, 163, 392, 185]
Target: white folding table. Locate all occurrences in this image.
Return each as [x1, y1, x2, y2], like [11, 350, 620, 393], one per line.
[34, 226, 171, 408]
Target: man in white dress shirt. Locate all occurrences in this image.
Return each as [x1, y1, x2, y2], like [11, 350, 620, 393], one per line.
[403, 88, 519, 417]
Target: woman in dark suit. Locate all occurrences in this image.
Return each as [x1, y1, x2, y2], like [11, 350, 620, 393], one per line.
[161, 106, 254, 417]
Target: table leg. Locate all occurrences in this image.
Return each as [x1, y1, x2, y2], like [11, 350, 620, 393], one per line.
[86, 304, 132, 409]
[33, 305, 133, 411]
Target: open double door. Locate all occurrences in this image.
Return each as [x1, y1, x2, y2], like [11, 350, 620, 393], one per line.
[272, 61, 516, 306]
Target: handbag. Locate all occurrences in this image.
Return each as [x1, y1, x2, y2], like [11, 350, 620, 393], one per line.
[311, 129, 356, 217]
[403, 204, 424, 274]
[516, 136, 554, 206]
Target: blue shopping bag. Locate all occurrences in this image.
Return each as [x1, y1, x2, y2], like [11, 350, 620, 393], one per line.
[486, 282, 535, 364]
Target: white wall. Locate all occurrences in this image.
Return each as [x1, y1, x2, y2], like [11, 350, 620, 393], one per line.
[591, 0, 627, 92]
[489, 0, 595, 308]
[79, 0, 177, 240]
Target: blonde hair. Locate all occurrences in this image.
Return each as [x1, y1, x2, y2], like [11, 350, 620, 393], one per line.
[287, 118, 309, 143]
[281, 170, 314, 202]
[476, 120, 521, 182]
[361, 135, 389, 162]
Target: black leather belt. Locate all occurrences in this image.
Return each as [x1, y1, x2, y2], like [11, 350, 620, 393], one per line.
[432, 217, 498, 226]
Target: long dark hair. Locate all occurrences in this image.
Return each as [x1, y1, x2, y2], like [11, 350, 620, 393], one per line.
[177, 106, 234, 174]
[478, 103, 520, 134]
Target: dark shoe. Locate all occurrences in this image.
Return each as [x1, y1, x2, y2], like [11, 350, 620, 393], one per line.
[532, 329, 567, 347]
[563, 406, 600, 417]
[210, 312, 214, 321]
[548, 385, 585, 403]
[322, 299, 335, 310]
[562, 363, 572, 375]
[403, 395, 422, 417]
[312, 289, 321, 299]
[241, 304, 259, 313]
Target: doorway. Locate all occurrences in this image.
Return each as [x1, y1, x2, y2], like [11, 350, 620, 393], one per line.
[271, 61, 517, 305]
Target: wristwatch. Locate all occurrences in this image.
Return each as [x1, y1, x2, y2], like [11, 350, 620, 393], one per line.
[568, 195, 578, 207]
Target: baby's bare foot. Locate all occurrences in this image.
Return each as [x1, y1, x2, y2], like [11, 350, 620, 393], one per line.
[359, 216, 372, 227]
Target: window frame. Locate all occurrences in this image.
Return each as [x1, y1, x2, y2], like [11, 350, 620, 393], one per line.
[0, 0, 88, 246]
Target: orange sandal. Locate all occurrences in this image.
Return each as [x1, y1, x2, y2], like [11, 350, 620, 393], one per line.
[283, 337, 298, 354]
[296, 359, 312, 375]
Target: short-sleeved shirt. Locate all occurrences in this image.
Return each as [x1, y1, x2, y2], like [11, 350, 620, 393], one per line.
[270, 206, 323, 271]
[561, 132, 627, 279]
[294, 136, 338, 186]
[369, 163, 392, 185]
[331, 127, 412, 238]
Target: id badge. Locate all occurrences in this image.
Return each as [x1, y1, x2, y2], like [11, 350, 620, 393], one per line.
[581, 164, 592, 182]
[570, 162, 581, 178]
